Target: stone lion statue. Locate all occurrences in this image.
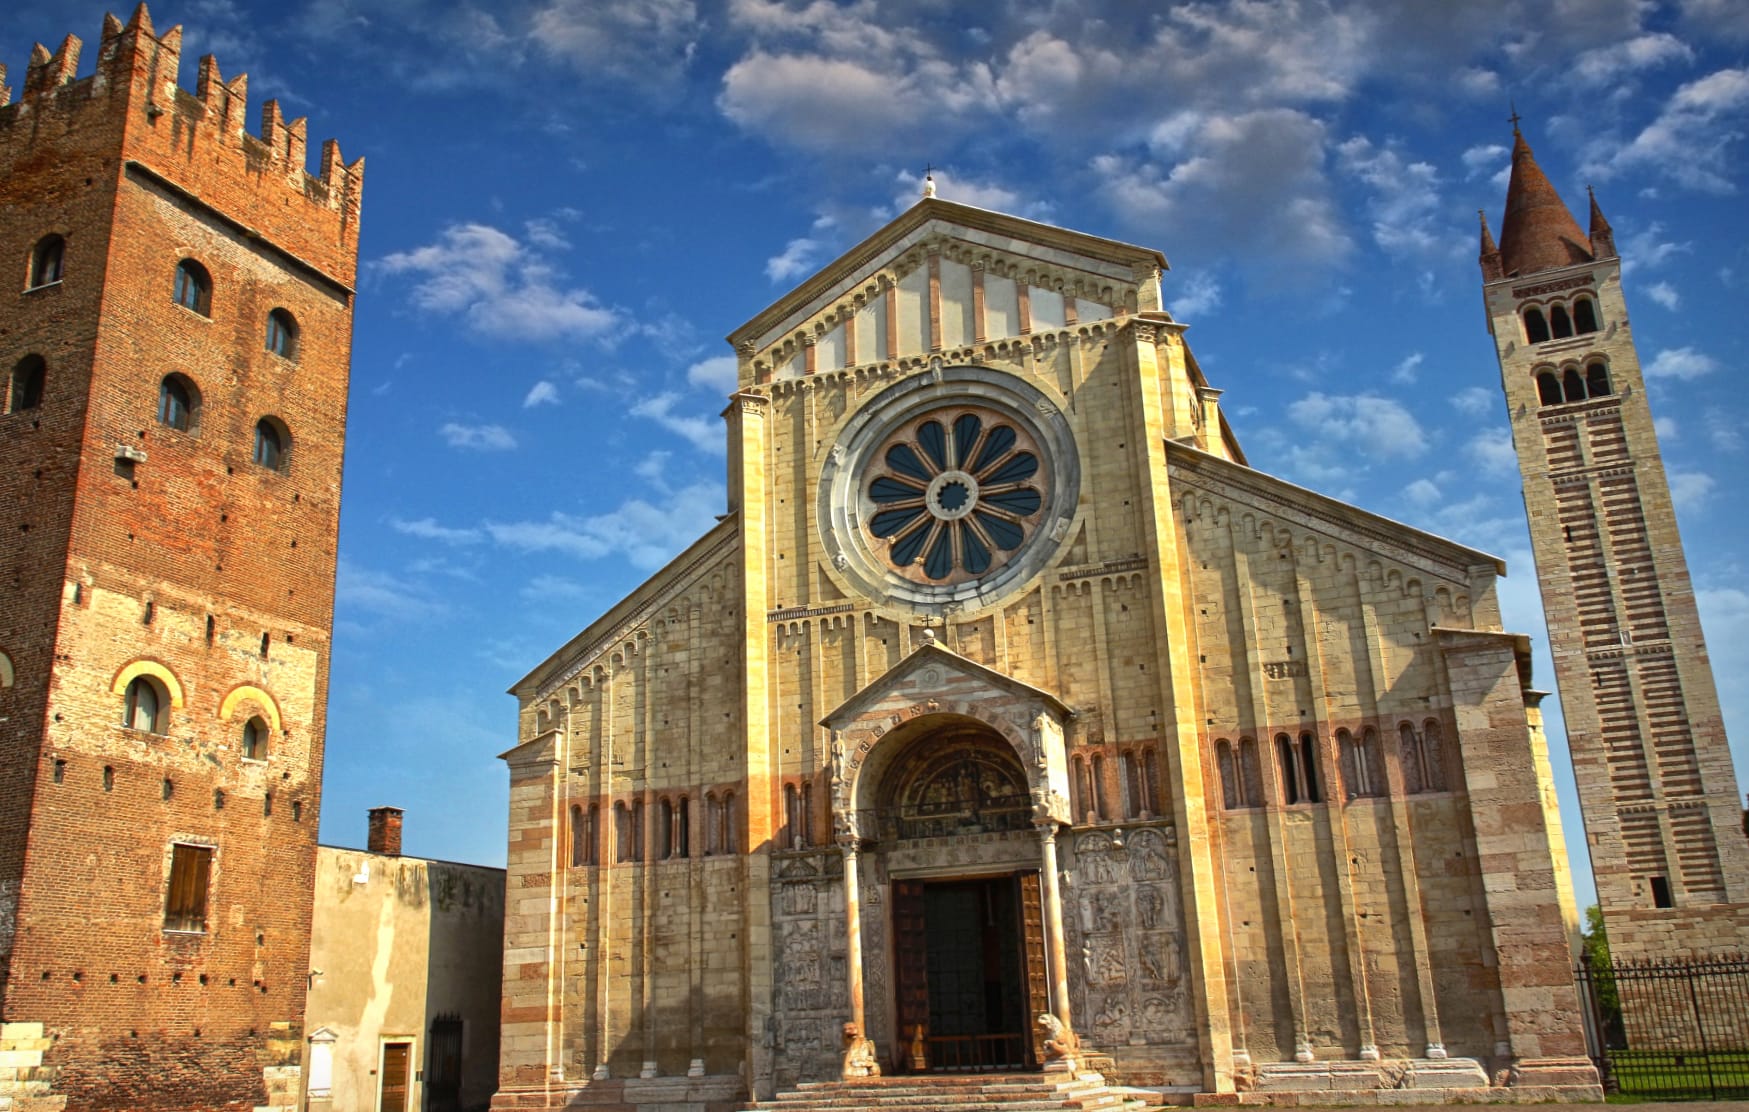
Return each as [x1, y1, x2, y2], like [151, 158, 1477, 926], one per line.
[840, 1021, 881, 1079]
[1036, 1012, 1080, 1066]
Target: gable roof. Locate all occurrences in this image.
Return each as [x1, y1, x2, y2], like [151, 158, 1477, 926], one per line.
[728, 197, 1168, 353]
[819, 639, 1071, 731]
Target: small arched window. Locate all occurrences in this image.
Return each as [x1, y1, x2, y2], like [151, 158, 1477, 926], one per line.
[28, 235, 64, 288]
[8, 356, 45, 414]
[123, 675, 168, 734]
[1216, 740, 1240, 810]
[614, 802, 633, 863]
[1298, 732, 1322, 804]
[1238, 738, 1263, 805]
[1523, 308, 1550, 344]
[265, 309, 298, 360]
[1586, 362, 1612, 399]
[1563, 369, 1586, 404]
[1574, 297, 1599, 334]
[1121, 751, 1145, 818]
[1276, 733, 1300, 805]
[158, 374, 200, 433]
[253, 417, 290, 472]
[173, 259, 212, 316]
[658, 798, 675, 860]
[1537, 372, 1563, 406]
[241, 716, 269, 761]
[674, 795, 690, 859]
[719, 790, 737, 854]
[1550, 303, 1574, 339]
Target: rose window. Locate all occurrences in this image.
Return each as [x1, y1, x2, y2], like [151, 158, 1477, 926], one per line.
[863, 408, 1047, 585]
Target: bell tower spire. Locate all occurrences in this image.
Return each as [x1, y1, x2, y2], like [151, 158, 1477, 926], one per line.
[1478, 126, 1749, 959]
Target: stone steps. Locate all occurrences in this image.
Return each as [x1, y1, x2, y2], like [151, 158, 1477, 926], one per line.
[744, 1071, 1147, 1112]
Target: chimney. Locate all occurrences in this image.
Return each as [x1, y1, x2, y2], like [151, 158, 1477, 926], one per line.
[367, 806, 404, 856]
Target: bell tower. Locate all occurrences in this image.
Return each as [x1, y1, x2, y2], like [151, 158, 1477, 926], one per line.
[1479, 125, 1749, 957]
[0, 6, 361, 1109]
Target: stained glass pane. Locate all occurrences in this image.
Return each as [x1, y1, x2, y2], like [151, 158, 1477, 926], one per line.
[951, 414, 981, 466]
[870, 476, 923, 502]
[871, 507, 924, 537]
[971, 426, 1016, 473]
[982, 488, 1041, 516]
[887, 442, 932, 481]
[983, 452, 1038, 485]
[924, 526, 954, 579]
[892, 524, 931, 565]
[961, 523, 992, 575]
[917, 420, 947, 470]
[977, 512, 1025, 550]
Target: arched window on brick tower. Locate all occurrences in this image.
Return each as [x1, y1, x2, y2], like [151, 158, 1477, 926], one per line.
[173, 259, 212, 316]
[8, 355, 45, 413]
[28, 234, 64, 288]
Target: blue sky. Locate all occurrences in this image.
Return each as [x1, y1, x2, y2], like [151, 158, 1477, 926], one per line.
[6, 0, 1747, 906]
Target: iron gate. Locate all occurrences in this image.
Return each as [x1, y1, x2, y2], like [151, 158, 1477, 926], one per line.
[1575, 955, 1749, 1100]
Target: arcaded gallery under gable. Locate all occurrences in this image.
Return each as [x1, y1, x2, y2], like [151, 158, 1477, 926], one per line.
[497, 192, 1601, 1110]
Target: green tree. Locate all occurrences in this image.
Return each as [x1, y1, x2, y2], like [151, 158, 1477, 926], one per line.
[1581, 905, 1622, 1042]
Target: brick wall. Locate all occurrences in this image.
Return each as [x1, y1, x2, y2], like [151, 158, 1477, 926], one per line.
[0, 8, 359, 1108]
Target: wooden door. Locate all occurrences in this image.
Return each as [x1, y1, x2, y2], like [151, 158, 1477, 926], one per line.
[379, 1041, 412, 1112]
[1018, 871, 1049, 1067]
[892, 879, 929, 1071]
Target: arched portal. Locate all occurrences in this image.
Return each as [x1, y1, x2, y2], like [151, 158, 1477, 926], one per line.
[858, 717, 1043, 1073]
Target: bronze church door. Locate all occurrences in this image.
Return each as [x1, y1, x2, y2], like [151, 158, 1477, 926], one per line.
[892, 872, 1048, 1072]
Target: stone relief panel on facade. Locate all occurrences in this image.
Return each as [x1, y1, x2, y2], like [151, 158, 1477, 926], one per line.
[1065, 825, 1191, 1049]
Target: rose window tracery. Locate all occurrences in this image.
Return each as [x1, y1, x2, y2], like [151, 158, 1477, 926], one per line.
[864, 408, 1047, 585]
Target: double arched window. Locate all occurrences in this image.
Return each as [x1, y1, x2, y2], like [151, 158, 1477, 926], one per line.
[1276, 732, 1322, 805]
[28, 235, 64, 289]
[173, 259, 212, 316]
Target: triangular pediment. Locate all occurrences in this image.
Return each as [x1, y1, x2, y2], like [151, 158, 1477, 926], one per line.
[820, 640, 1070, 733]
[728, 198, 1169, 384]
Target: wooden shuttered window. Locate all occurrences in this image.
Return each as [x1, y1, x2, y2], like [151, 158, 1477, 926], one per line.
[164, 843, 212, 932]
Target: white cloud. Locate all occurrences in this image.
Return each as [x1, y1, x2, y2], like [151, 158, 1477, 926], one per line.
[1094, 109, 1352, 278]
[1169, 272, 1222, 319]
[1391, 353, 1425, 384]
[893, 167, 1048, 220]
[631, 392, 724, 454]
[767, 236, 825, 283]
[1336, 135, 1447, 257]
[520, 574, 593, 601]
[485, 480, 725, 569]
[529, 0, 700, 92]
[1466, 426, 1519, 475]
[377, 223, 623, 343]
[390, 517, 485, 545]
[1403, 477, 1442, 506]
[1706, 408, 1743, 452]
[1670, 468, 1716, 508]
[1622, 222, 1692, 271]
[1598, 67, 1749, 192]
[440, 422, 518, 451]
[1461, 143, 1508, 179]
[1644, 281, 1680, 310]
[686, 355, 740, 393]
[1286, 393, 1427, 460]
[524, 381, 561, 408]
[1571, 33, 1695, 86]
[1451, 386, 1495, 416]
[335, 557, 445, 621]
[1646, 346, 1719, 379]
[1655, 415, 1680, 438]
[1456, 67, 1500, 98]
[634, 450, 673, 484]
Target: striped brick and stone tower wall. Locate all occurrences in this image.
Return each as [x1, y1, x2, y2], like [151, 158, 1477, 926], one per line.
[0, 7, 361, 1108]
[1479, 126, 1749, 959]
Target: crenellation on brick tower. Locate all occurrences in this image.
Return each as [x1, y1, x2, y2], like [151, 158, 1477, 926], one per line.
[1479, 125, 1749, 959]
[0, 6, 360, 1110]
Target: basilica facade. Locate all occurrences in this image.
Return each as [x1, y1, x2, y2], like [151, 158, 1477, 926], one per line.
[496, 196, 1600, 1109]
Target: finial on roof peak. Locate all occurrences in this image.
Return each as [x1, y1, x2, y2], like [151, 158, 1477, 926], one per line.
[922, 163, 936, 200]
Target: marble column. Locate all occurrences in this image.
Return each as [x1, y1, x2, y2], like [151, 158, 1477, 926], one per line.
[1036, 822, 1073, 1030]
[840, 838, 865, 1031]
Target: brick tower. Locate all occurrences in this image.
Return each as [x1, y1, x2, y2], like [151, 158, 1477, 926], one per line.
[0, 7, 361, 1109]
[1479, 126, 1749, 957]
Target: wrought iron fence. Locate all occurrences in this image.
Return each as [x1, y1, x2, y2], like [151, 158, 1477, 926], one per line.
[1575, 955, 1749, 1100]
